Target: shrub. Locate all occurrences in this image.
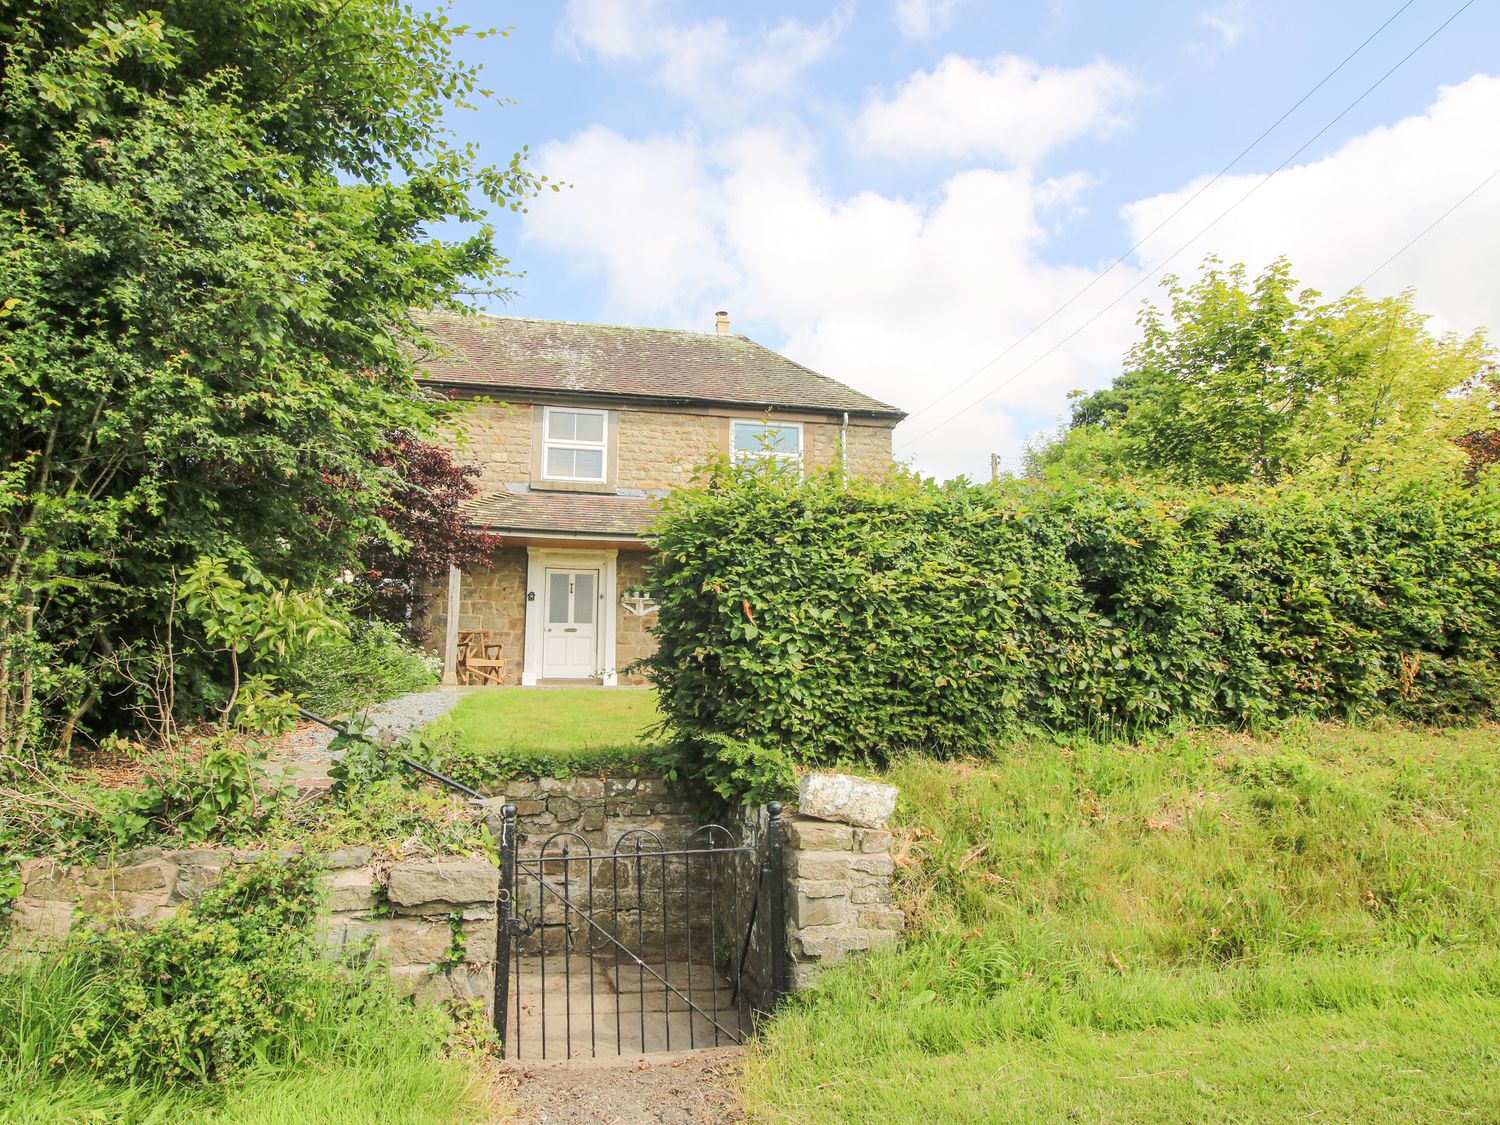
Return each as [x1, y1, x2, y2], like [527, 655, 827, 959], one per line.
[278, 620, 438, 715]
[38, 857, 346, 1084]
[644, 465, 1500, 798]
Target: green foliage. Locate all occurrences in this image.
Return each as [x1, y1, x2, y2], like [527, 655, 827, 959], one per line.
[44, 857, 329, 1083]
[744, 724, 1500, 1122]
[179, 555, 343, 723]
[2, 735, 292, 875]
[427, 736, 652, 791]
[278, 619, 438, 715]
[0, 861, 489, 1122]
[306, 719, 491, 854]
[0, 1, 545, 755]
[674, 732, 798, 806]
[110, 745, 289, 848]
[326, 716, 421, 798]
[646, 464, 1500, 798]
[1032, 257, 1493, 489]
[279, 780, 491, 857]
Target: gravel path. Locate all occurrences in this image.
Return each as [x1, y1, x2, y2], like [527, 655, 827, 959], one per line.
[278, 686, 464, 762]
[502, 1049, 745, 1125]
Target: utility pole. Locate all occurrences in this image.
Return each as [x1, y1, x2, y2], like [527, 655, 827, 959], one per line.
[990, 453, 1000, 483]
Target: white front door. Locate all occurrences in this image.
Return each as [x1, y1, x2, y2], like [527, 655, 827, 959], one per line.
[542, 568, 600, 679]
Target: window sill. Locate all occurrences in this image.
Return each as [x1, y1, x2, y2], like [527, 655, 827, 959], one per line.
[531, 479, 618, 494]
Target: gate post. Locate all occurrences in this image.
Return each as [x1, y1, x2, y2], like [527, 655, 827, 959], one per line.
[766, 801, 789, 1005]
[493, 803, 517, 1052]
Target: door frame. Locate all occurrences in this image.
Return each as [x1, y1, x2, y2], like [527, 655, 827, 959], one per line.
[522, 548, 619, 686]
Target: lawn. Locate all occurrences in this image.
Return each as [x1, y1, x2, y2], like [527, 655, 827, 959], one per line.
[425, 686, 662, 783]
[743, 722, 1500, 1123]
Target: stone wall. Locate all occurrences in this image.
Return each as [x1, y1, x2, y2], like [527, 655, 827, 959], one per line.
[838, 420, 903, 480]
[477, 773, 697, 851]
[3, 772, 905, 1027]
[449, 399, 898, 494]
[782, 773, 904, 988]
[5, 848, 502, 1009]
[615, 550, 655, 685]
[729, 773, 905, 1013]
[450, 402, 532, 494]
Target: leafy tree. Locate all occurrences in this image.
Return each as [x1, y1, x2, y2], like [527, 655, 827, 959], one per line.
[1031, 258, 1493, 489]
[355, 432, 502, 641]
[0, 2, 543, 756]
[1456, 367, 1500, 482]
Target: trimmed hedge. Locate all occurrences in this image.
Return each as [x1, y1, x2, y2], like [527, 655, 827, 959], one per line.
[643, 467, 1500, 799]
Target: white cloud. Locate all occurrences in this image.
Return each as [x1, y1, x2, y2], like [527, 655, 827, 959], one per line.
[522, 124, 1141, 479]
[1123, 74, 1500, 337]
[1190, 1, 1254, 58]
[853, 54, 1140, 165]
[893, 0, 963, 40]
[520, 51, 1500, 481]
[520, 125, 733, 321]
[557, 0, 850, 110]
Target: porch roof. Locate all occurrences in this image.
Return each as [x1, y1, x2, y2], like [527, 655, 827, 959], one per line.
[463, 486, 661, 538]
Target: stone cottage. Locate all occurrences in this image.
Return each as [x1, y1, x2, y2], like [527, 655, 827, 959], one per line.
[418, 311, 905, 685]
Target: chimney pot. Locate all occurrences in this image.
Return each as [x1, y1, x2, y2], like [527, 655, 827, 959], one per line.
[715, 310, 730, 335]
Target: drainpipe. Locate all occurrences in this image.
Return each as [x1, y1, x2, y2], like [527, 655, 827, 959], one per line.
[840, 411, 849, 477]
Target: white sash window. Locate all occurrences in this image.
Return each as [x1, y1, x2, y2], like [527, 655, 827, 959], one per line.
[542, 407, 608, 482]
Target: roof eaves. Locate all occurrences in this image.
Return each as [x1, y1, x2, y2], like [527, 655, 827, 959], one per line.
[416, 378, 908, 421]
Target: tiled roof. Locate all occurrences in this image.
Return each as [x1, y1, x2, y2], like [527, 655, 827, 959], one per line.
[464, 487, 660, 538]
[414, 313, 904, 419]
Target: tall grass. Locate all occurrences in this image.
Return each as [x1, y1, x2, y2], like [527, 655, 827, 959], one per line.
[744, 722, 1500, 1123]
[0, 953, 492, 1124]
[0, 860, 498, 1125]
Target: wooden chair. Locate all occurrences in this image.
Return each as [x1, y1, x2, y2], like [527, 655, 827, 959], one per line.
[456, 629, 505, 686]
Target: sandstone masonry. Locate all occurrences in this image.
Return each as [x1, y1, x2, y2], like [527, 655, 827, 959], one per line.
[3, 772, 905, 1023]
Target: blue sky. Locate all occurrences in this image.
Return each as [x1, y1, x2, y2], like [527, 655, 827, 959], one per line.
[418, 0, 1500, 478]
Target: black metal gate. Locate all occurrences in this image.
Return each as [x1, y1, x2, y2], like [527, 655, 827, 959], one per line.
[490, 802, 787, 1060]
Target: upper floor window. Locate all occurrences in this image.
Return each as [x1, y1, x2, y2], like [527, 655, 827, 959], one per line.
[732, 420, 803, 468]
[543, 407, 608, 482]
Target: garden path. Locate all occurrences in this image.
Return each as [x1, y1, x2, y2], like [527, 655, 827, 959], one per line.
[273, 685, 464, 792]
[501, 1048, 745, 1124]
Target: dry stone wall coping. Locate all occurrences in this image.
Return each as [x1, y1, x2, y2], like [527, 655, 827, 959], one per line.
[385, 857, 498, 910]
[797, 772, 899, 829]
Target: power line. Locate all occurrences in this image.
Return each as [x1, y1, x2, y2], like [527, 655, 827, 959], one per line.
[1356, 165, 1500, 287]
[898, 0, 1420, 428]
[896, 0, 1478, 453]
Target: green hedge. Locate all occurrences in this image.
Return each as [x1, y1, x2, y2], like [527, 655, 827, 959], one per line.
[644, 468, 1500, 799]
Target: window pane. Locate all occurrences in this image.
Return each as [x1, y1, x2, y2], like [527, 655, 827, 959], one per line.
[548, 573, 570, 624]
[732, 423, 765, 453]
[545, 447, 575, 478]
[547, 410, 577, 442]
[573, 449, 604, 480]
[574, 412, 605, 443]
[573, 572, 595, 624]
[734, 422, 799, 456]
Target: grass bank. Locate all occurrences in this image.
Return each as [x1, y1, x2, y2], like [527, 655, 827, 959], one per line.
[744, 722, 1500, 1123]
[426, 686, 661, 783]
